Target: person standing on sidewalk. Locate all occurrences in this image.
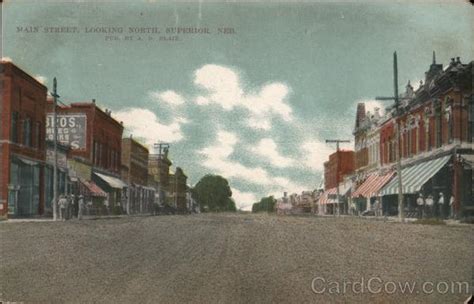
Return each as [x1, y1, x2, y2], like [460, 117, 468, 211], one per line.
[58, 195, 68, 221]
[438, 193, 445, 219]
[416, 193, 424, 219]
[78, 195, 85, 220]
[449, 195, 455, 219]
[425, 195, 434, 218]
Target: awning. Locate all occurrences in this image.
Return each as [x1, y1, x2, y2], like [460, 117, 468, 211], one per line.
[80, 179, 107, 197]
[318, 188, 336, 205]
[352, 171, 395, 198]
[380, 155, 451, 195]
[461, 154, 474, 166]
[319, 181, 352, 205]
[15, 156, 40, 166]
[94, 172, 128, 189]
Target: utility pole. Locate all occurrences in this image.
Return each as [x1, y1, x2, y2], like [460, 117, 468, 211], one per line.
[325, 139, 350, 216]
[375, 51, 409, 223]
[154, 143, 170, 158]
[51, 78, 59, 221]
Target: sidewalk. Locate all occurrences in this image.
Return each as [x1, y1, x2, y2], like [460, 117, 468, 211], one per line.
[0, 213, 153, 223]
[314, 214, 469, 226]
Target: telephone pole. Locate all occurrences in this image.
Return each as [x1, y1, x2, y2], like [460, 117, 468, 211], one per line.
[51, 78, 59, 221]
[375, 51, 409, 223]
[325, 139, 350, 216]
[154, 143, 170, 158]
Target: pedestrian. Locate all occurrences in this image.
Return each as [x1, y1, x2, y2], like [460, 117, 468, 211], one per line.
[58, 195, 68, 221]
[449, 195, 455, 219]
[374, 199, 381, 217]
[416, 193, 424, 219]
[438, 192, 445, 219]
[104, 198, 109, 215]
[425, 195, 434, 218]
[78, 195, 85, 220]
[71, 194, 77, 218]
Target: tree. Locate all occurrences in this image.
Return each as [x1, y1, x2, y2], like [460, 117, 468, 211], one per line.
[252, 196, 276, 213]
[192, 174, 235, 212]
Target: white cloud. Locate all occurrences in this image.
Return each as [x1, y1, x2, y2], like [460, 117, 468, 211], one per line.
[251, 138, 295, 168]
[114, 108, 187, 146]
[34, 75, 47, 85]
[300, 140, 336, 172]
[150, 90, 185, 106]
[193, 64, 293, 130]
[199, 130, 309, 194]
[231, 188, 257, 211]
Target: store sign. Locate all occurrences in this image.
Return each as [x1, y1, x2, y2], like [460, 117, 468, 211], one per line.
[46, 113, 87, 150]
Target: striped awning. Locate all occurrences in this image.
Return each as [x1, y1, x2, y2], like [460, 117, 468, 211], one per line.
[80, 179, 107, 197]
[380, 155, 451, 195]
[318, 181, 352, 205]
[318, 188, 336, 205]
[352, 171, 395, 198]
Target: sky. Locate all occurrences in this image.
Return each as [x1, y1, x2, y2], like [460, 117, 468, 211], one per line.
[2, 0, 473, 210]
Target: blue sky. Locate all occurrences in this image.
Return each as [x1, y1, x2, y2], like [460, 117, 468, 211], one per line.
[2, 1, 473, 210]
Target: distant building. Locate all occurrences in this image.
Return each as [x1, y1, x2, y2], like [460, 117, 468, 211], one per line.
[169, 167, 188, 213]
[323, 150, 355, 190]
[148, 148, 172, 206]
[0, 61, 48, 217]
[121, 136, 154, 214]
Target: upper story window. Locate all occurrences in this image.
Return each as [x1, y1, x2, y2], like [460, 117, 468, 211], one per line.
[11, 112, 19, 143]
[35, 121, 42, 149]
[23, 117, 32, 147]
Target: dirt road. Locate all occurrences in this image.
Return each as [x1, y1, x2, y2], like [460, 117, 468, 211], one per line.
[1, 213, 472, 303]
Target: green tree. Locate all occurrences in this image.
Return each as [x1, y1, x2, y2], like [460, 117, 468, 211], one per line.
[192, 174, 235, 212]
[252, 196, 276, 213]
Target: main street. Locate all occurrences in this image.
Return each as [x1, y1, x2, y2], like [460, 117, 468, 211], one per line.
[1, 214, 472, 303]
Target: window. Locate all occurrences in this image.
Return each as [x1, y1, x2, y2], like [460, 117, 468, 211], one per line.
[11, 112, 19, 142]
[469, 98, 474, 143]
[23, 117, 32, 147]
[35, 122, 41, 149]
[435, 103, 442, 148]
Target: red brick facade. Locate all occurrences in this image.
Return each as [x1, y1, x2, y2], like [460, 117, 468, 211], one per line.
[0, 61, 47, 216]
[47, 101, 124, 177]
[324, 150, 355, 190]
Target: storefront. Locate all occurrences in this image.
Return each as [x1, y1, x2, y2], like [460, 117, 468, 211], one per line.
[8, 156, 42, 217]
[92, 171, 128, 213]
[379, 155, 452, 217]
[351, 171, 394, 214]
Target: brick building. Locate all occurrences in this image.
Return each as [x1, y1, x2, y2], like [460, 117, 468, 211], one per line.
[169, 167, 188, 213]
[121, 136, 154, 214]
[46, 100, 126, 210]
[0, 61, 47, 217]
[148, 148, 172, 206]
[323, 150, 355, 190]
[355, 54, 473, 217]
